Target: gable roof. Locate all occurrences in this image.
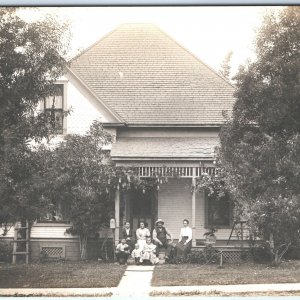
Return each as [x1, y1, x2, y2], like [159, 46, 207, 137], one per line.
[70, 23, 235, 126]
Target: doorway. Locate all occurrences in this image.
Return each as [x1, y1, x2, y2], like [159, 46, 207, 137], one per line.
[129, 188, 157, 234]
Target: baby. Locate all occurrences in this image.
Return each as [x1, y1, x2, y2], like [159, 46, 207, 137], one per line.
[131, 243, 141, 265]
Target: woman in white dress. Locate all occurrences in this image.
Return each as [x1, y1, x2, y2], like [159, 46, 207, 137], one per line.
[136, 221, 151, 250]
[175, 219, 192, 257]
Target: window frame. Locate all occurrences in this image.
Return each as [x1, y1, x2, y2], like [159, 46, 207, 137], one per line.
[204, 190, 233, 229]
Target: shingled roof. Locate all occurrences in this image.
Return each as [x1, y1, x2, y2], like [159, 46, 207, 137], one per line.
[70, 23, 235, 126]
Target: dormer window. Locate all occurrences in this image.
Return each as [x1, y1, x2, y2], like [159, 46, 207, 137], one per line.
[44, 84, 64, 134]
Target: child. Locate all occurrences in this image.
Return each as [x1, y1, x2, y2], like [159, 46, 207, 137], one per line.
[115, 238, 130, 265]
[131, 243, 142, 265]
[140, 237, 159, 265]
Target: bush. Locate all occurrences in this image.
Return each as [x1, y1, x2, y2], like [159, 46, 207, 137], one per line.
[285, 246, 300, 260]
[0, 241, 13, 262]
[169, 246, 221, 264]
[250, 242, 272, 263]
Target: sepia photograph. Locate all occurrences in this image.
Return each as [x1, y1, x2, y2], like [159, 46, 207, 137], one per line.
[0, 5, 299, 297]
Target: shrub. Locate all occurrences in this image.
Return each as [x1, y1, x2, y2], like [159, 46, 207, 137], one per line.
[169, 246, 221, 264]
[0, 241, 13, 262]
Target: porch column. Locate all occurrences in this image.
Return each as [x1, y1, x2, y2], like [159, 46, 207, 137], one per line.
[192, 167, 196, 247]
[114, 189, 120, 246]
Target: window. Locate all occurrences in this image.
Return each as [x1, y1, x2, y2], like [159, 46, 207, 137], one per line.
[44, 84, 64, 134]
[205, 191, 232, 228]
[40, 199, 70, 223]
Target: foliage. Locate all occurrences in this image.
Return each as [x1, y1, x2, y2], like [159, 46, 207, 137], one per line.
[218, 7, 300, 264]
[169, 247, 221, 265]
[0, 8, 70, 225]
[0, 241, 13, 262]
[219, 50, 233, 80]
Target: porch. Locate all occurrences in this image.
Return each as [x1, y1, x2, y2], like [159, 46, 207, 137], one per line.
[113, 166, 248, 247]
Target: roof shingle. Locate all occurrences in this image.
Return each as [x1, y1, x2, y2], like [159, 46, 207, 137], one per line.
[70, 23, 235, 125]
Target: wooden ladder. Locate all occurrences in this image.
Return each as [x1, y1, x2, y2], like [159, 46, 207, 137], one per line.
[227, 220, 247, 246]
[12, 221, 30, 264]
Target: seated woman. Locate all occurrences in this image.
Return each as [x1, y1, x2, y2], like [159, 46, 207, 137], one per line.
[115, 238, 130, 265]
[140, 237, 159, 265]
[136, 221, 151, 250]
[175, 219, 192, 257]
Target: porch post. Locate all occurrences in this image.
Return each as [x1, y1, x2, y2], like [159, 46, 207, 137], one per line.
[192, 167, 196, 247]
[114, 189, 120, 246]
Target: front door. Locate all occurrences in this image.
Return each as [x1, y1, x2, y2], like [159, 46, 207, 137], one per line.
[130, 189, 157, 234]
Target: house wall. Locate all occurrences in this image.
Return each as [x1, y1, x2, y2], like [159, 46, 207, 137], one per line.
[158, 178, 236, 242]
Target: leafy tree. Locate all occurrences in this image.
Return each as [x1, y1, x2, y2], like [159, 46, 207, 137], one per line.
[42, 121, 143, 259]
[219, 7, 300, 264]
[0, 8, 70, 227]
[219, 50, 233, 80]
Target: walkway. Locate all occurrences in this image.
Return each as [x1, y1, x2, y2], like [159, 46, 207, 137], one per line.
[113, 265, 154, 297]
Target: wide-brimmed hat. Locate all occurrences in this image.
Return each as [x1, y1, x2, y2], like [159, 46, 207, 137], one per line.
[155, 219, 164, 225]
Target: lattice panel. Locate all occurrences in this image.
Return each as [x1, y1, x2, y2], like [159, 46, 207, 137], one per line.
[222, 250, 251, 263]
[41, 246, 65, 258]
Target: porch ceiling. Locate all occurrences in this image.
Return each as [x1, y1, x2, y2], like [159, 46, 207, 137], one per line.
[110, 137, 218, 160]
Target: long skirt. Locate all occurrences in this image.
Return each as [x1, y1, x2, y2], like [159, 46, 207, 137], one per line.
[137, 239, 146, 251]
[175, 237, 192, 258]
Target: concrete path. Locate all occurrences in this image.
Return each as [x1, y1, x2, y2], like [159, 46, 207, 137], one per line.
[113, 265, 154, 297]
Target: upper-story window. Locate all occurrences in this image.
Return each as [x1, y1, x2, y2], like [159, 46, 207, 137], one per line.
[44, 84, 64, 134]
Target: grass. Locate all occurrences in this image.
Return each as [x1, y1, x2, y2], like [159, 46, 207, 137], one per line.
[0, 261, 126, 288]
[152, 260, 300, 286]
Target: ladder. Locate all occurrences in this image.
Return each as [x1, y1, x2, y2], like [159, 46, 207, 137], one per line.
[227, 220, 247, 246]
[12, 220, 30, 264]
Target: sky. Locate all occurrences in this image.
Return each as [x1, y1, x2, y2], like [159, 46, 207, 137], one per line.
[22, 6, 284, 77]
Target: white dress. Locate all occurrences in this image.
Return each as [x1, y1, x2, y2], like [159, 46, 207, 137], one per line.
[136, 227, 151, 250]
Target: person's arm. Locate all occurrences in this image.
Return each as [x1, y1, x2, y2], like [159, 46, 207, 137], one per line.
[116, 244, 120, 253]
[185, 227, 192, 244]
[166, 228, 172, 240]
[136, 228, 141, 240]
[178, 228, 183, 242]
[152, 229, 161, 244]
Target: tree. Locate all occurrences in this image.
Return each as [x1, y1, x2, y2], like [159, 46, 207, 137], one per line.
[0, 8, 70, 227]
[219, 7, 300, 264]
[219, 50, 233, 80]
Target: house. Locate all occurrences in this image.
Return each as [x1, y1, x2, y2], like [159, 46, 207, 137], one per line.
[1, 23, 242, 261]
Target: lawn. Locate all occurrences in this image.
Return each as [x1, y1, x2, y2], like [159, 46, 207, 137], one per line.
[0, 261, 126, 288]
[152, 260, 300, 286]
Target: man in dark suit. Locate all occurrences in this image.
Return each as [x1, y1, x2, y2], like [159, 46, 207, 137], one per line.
[122, 221, 134, 250]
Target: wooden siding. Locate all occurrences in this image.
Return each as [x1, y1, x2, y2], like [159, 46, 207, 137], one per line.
[158, 178, 239, 241]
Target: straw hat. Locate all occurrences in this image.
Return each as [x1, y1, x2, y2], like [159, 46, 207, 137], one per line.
[155, 219, 164, 225]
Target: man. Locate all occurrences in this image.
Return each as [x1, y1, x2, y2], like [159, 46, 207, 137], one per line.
[122, 221, 134, 250]
[152, 219, 173, 260]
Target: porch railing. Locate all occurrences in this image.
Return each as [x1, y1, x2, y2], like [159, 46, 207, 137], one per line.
[138, 166, 215, 178]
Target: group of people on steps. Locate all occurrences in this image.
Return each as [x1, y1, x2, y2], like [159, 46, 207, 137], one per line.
[115, 218, 192, 265]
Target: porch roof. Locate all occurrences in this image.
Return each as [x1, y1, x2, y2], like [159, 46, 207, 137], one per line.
[110, 137, 218, 160]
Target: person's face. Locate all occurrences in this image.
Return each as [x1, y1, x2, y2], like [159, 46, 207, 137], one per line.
[157, 222, 163, 228]
[183, 221, 188, 227]
[146, 238, 151, 244]
[135, 245, 139, 250]
[121, 239, 126, 244]
[125, 222, 130, 229]
[140, 222, 145, 229]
